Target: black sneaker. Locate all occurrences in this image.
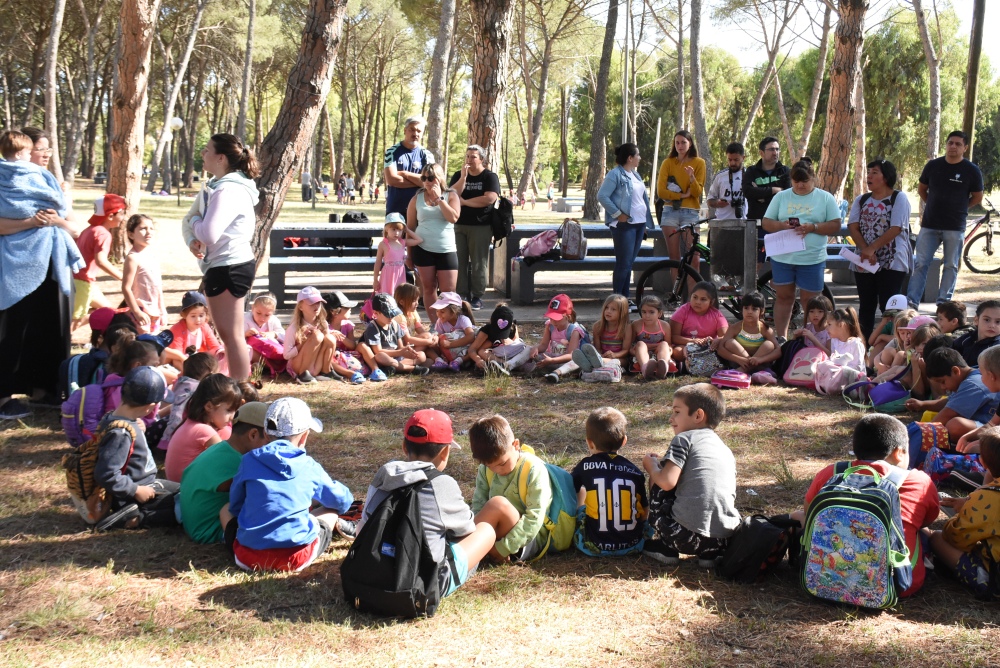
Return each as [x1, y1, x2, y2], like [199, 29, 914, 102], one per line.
[412, 365, 431, 376]
[642, 539, 680, 565]
[295, 370, 317, 384]
[95, 503, 140, 532]
[471, 297, 484, 311]
[335, 518, 358, 542]
[0, 399, 31, 420]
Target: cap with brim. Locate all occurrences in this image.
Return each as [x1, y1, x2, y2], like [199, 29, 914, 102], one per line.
[901, 314, 936, 331]
[89, 307, 116, 332]
[233, 401, 270, 428]
[405, 409, 460, 449]
[296, 286, 324, 305]
[884, 294, 908, 312]
[181, 291, 208, 311]
[137, 330, 174, 354]
[372, 293, 402, 318]
[431, 292, 462, 310]
[121, 366, 175, 405]
[323, 290, 357, 310]
[490, 305, 515, 340]
[544, 293, 573, 321]
[265, 397, 323, 438]
[385, 213, 405, 225]
[88, 193, 126, 226]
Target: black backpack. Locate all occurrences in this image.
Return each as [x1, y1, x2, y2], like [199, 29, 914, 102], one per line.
[340, 469, 455, 618]
[490, 197, 514, 247]
[716, 514, 799, 583]
[325, 211, 374, 250]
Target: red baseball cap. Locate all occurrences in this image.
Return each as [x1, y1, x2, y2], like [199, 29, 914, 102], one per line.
[88, 193, 127, 226]
[88, 307, 116, 332]
[544, 293, 573, 321]
[405, 409, 460, 449]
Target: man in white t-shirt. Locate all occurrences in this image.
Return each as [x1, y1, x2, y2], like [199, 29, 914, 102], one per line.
[706, 142, 747, 221]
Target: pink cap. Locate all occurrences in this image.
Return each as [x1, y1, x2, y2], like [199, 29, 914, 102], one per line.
[900, 314, 936, 331]
[431, 292, 462, 310]
[296, 286, 323, 304]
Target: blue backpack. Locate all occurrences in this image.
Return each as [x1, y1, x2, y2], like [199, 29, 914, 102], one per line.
[801, 462, 912, 609]
[58, 350, 108, 401]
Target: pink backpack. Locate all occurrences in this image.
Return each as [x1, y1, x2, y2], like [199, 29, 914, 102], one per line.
[814, 359, 867, 396]
[783, 347, 828, 389]
[520, 229, 559, 257]
[710, 369, 751, 389]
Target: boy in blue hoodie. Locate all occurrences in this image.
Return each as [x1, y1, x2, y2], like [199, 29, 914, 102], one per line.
[223, 397, 354, 571]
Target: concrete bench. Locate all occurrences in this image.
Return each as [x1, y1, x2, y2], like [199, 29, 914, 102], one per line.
[267, 256, 376, 308]
[552, 197, 585, 213]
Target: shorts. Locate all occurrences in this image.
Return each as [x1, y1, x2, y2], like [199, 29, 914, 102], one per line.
[233, 520, 333, 572]
[511, 533, 546, 563]
[443, 542, 475, 596]
[769, 259, 826, 293]
[203, 260, 256, 298]
[955, 550, 996, 599]
[73, 279, 104, 319]
[411, 244, 459, 271]
[659, 207, 700, 228]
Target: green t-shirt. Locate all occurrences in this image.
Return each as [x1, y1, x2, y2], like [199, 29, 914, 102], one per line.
[763, 186, 841, 265]
[180, 441, 243, 543]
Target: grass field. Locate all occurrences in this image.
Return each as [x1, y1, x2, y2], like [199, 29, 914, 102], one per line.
[1, 181, 998, 667]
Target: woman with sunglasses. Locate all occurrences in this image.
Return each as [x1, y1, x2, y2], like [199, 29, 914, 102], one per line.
[406, 163, 461, 323]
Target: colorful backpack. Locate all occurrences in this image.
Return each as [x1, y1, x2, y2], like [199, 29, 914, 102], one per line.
[520, 229, 559, 258]
[62, 418, 136, 524]
[710, 369, 751, 389]
[484, 444, 577, 560]
[57, 349, 108, 401]
[559, 219, 588, 260]
[843, 364, 910, 413]
[685, 342, 723, 377]
[801, 462, 912, 610]
[783, 347, 828, 389]
[906, 421, 949, 470]
[60, 376, 124, 447]
[814, 358, 867, 396]
[922, 447, 986, 485]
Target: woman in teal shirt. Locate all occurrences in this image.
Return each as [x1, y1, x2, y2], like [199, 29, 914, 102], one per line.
[761, 157, 842, 339]
[407, 163, 461, 324]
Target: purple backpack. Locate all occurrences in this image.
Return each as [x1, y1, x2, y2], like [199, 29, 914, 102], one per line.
[61, 376, 124, 447]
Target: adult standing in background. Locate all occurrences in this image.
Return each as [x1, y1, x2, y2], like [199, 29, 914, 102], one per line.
[656, 130, 706, 289]
[847, 159, 912, 341]
[300, 168, 312, 202]
[183, 133, 259, 381]
[449, 145, 500, 310]
[706, 142, 747, 221]
[598, 143, 654, 301]
[744, 137, 790, 261]
[906, 131, 983, 308]
[384, 116, 435, 217]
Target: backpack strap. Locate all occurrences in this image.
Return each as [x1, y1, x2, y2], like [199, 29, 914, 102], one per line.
[105, 419, 138, 475]
[833, 461, 850, 476]
[67, 355, 82, 394]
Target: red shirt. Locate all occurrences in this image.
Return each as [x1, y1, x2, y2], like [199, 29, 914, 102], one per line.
[73, 224, 112, 282]
[804, 460, 940, 597]
[168, 321, 222, 356]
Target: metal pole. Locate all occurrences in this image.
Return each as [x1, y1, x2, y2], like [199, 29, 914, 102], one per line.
[621, 0, 629, 145]
[962, 0, 986, 159]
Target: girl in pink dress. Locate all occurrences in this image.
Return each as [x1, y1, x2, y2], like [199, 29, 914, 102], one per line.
[121, 214, 167, 333]
[373, 215, 422, 296]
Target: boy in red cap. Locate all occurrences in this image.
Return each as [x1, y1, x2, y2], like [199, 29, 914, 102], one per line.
[357, 409, 496, 599]
[72, 194, 127, 330]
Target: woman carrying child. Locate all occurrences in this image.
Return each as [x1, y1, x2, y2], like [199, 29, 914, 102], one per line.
[717, 292, 781, 384]
[631, 295, 674, 380]
[121, 214, 166, 334]
[283, 286, 340, 384]
[669, 281, 729, 365]
[428, 292, 476, 372]
[164, 373, 242, 482]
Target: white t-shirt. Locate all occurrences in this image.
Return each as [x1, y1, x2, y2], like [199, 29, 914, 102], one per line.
[831, 337, 866, 374]
[243, 311, 285, 342]
[627, 170, 648, 226]
[707, 168, 746, 220]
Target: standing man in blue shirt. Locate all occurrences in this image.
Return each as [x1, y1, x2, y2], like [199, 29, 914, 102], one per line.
[384, 116, 436, 217]
[907, 130, 983, 308]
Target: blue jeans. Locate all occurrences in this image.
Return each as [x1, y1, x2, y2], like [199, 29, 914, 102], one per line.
[907, 228, 964, 306]
[611, 222, 646, 298]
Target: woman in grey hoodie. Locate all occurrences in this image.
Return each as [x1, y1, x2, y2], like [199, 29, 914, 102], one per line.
[183, 133, 260, 380]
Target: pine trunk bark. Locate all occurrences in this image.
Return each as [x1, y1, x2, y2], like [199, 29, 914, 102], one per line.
[560, 85, 569, 196]
[582, 0, 617, 220]
[912, 0, 940, 160]
[795, 4, 832, 161]
[44, 0, 67, 183]
[425, 0, 456, 158]
[688, 0, 711, 178]
[816, 0, 868, 199]
[252, 0, 350, 262]
[237, 0, 256, 139]
[63, 0, 109, 187]
[676, 0, 685, 128]
[517, 41, 552, 197]
[852, 60, 866, 200]
[467, 0, 516, 170]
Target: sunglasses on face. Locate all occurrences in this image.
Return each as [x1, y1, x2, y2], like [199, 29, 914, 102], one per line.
[421, 176, 436, 182]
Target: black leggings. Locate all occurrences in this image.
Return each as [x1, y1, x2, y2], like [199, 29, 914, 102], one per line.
[854, 269, 908, 342]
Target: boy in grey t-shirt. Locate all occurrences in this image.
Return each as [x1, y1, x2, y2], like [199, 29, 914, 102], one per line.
[642, 383, 740, 567]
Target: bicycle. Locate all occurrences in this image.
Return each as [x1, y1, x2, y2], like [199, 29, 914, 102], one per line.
[634, 219, 836, 329]
[963, 197, 1000, 274]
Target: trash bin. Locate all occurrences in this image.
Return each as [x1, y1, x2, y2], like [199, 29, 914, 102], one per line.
[708, 218, 748, 278]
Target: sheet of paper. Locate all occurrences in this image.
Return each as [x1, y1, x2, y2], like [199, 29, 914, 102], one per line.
[839, 246, 879, 273]
[763, 228, 806, 256]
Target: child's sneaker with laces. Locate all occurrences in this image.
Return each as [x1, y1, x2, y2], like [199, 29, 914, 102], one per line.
[643, 539, 680, 565]
[335, 518, 358, 542]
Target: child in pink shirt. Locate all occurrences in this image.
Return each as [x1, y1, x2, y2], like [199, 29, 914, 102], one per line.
[164, 373, 242, 482]
[670, 281, 729, 363]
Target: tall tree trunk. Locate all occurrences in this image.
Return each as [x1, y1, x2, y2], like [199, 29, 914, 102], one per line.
[676, 0, 685, 128]
[467, 0, 515, 170]
[237, 0, 256, 138]
[425, 0, 456, 158]
[323, 102, 336, 181]
[252, 0, 350, 262]
[145, 0, 207, 192]
[43, 0, 67, 183]
[773, 69, 795, 162]
[1, 68, 12, 129]
[63, 0, 110, 187]
[816, 0, 868, 199]
[738, 64, 775, 146]
[335, 64, 347, 181]
[583, 0, 617, 220]
[110, 0, 162, 261]
[852, 57, 866, 200]
[22, 20, 48, 128]
[184, 56, 206, 187]
[559, 85, 569, 196]
[517, 42, 553, 196]
[795, 3, 832, 161]
[688, 0, 711, 177]
[912, 0, 940, 160]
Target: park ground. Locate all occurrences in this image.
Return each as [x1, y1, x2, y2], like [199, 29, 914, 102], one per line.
[1, 183, 998, 667]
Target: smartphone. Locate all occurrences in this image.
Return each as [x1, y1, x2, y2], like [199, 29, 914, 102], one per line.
[788, 217, 800, 228]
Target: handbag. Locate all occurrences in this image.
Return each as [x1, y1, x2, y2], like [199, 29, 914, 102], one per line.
[843, 364, 911, 413]
[685, 342, 723, 377]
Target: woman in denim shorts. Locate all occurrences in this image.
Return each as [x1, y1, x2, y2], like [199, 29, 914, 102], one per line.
[761, 157, 842, 338]
[656, 131, 706, 287]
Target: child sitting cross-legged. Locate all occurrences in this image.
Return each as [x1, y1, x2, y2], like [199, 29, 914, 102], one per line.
[642, 383, 740, 567]
[221, 398, 355, 571]
[716, 291, 781, 384]
[164, 373, 242, 483]
[952, 346, 1000, 457]
[92, 366, 180, 532]
[927, 426, 1000, 600]
[179, 401, 271, 544]
[357, 293, 430, 381]
[358, 410, 496, 598]
[470, 414, 553, 562]
[158, 352, 218, 452]
[924, 347, 1000, 444]
[427, 292, 476, 372]
[467, 304, 533, 375]
[795, 414, 939, 596]
[572, 407, 648, 556]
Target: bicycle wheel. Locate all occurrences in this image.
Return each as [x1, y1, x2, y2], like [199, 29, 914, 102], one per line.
[635, 260, 704, 310]
[756, 271, 836, 330]
[963, 231, 1000, 274]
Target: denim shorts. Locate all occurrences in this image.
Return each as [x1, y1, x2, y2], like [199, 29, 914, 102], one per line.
[769, 259, 826, 293]
[659, 207, 700, 228]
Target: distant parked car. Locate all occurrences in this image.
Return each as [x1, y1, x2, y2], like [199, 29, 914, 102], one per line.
[94, 172, 107, 185]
